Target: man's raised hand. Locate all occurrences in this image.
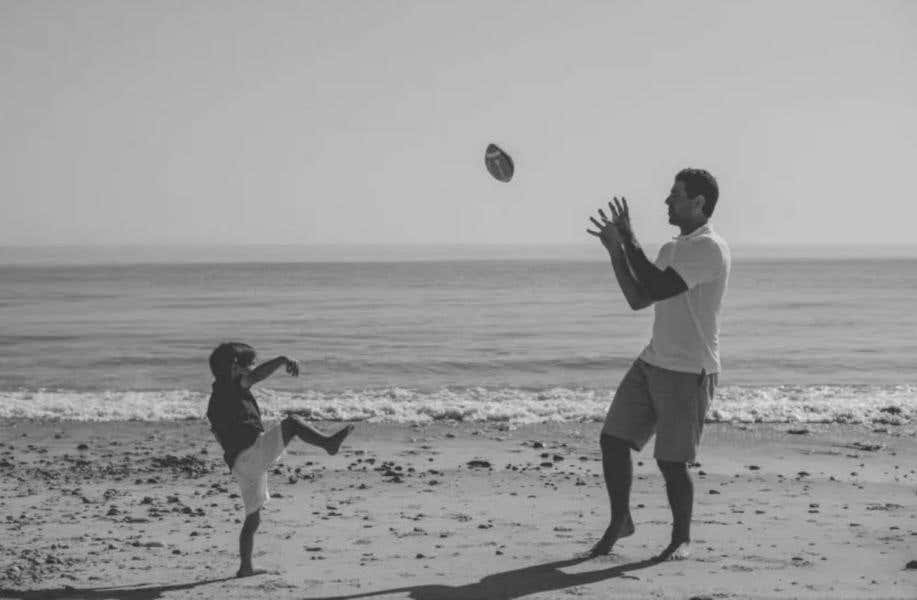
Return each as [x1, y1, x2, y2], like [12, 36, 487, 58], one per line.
[609, 196, 634, 242]
[587, 205, 622, 251]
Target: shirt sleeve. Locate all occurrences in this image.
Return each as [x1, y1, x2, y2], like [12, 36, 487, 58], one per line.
[654, 242, 673, 269]
[670, 238, 723, 289]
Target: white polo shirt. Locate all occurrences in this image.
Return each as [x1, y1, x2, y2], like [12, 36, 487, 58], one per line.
[638, 223, 730, 374]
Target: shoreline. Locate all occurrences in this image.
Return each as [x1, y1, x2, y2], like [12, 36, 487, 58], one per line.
[1, 420, 914, 599]
[1, 384, 914, 425]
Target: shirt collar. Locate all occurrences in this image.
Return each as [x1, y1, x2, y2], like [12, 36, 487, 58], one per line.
[674, 222, 712, 240]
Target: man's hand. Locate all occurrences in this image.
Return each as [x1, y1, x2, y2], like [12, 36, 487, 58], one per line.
[608, 196, 634, 243]
[283, 357, 300, 377]
[587, 201, 623, 252]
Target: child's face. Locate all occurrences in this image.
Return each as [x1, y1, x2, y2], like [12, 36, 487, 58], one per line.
[230, 356, 255, 380]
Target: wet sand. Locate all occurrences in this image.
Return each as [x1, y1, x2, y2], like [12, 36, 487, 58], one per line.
[1, 419, 915, 599]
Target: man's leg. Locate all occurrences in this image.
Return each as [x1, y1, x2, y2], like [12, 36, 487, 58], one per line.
[589, 433, 636, 556]
[281, 416, 354, 454]
[650, 367, 714, 561]
[238, 509, 261, 577]
[591, 361, 652, 556]
[655, 460, 693, 560]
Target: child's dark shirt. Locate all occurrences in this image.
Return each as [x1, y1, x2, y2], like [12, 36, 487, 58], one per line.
[206, 378, 264, 468]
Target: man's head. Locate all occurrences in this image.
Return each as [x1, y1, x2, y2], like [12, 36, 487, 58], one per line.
[209, 342, 256, 382]
[667, 168, 719, 226]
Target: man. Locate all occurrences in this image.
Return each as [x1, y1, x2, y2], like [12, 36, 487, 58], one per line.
[585, 168, 730, 561]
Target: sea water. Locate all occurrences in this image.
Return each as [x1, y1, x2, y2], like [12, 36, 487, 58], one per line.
[1, 245, 915, 424]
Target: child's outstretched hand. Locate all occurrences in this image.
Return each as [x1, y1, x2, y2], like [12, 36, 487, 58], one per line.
[284, 357, 300, 377]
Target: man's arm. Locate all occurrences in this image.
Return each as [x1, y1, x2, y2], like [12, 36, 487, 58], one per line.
[240, 356, 299, 389]
[620, 237, 687, 301]
[608, 243, 654, 310]
[610, 197, 688, 302]
[588, 211, 652, 310]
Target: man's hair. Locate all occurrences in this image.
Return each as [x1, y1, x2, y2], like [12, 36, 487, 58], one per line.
[209, 342, 256, 381]
[676, 168, 719, 217]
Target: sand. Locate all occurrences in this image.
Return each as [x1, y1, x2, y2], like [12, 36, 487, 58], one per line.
[0, 419, 914, 599]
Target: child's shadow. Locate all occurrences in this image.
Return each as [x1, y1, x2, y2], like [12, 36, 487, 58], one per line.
[305, 555, 660, 600]
[0, 576, 235, 600]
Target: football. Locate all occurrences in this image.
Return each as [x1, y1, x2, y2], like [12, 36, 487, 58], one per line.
[484, 143, 514, 182]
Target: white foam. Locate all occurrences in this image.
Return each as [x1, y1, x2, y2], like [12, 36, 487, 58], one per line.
[0, 385, 913, 425]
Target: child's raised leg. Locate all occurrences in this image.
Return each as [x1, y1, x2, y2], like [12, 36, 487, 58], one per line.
[281, 416, 354, 455]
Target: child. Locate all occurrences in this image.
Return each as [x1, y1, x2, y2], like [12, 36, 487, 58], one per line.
[206, 342, 354, 577]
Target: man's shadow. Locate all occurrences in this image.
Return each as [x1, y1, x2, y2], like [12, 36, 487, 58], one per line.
[303, 555, 660, 600]
[0, 576, 235, 600]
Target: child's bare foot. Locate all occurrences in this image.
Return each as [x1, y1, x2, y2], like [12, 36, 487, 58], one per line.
[587, 513, 635, 557]
[236, 567, 268, 578]
[654, 539, 691, 561]
[323, 424, 354, 455]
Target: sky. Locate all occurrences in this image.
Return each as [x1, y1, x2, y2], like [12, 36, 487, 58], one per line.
[1, 0, 915, 248]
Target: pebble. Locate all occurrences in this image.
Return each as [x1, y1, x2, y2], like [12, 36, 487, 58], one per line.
[851, 442, 882, 452]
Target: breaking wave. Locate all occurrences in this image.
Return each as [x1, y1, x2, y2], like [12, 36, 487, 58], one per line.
[0, 384, 913, 426]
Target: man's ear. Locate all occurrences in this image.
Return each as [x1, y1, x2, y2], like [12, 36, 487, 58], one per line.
[693, 195, 706, 216]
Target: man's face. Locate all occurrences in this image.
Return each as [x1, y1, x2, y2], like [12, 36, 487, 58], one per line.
[665, 179, 699, 225]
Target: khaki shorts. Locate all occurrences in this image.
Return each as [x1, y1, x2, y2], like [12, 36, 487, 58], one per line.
[602, 359, 717, 463]
[231, 423, 286, 515]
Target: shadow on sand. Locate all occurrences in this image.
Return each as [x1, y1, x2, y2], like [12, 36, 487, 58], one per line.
[302, 555, 661, 600]
[0, 556, 660, 600]
[0, 576, 235, 599]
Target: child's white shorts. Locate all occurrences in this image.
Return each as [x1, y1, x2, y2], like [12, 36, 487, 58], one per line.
[231, 422, 286, 515]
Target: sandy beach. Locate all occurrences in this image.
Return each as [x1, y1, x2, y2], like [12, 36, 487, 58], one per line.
[0, 419, 914, 600]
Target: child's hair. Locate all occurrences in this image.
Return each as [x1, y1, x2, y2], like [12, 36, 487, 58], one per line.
[209, 342, 256, 381]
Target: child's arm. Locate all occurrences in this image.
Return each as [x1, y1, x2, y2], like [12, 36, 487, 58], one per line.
[239, 356, 299, 389]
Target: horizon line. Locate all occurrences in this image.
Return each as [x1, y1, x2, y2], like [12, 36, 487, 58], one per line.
[3, 241, 917, 266]
[3, 241, 917, 249]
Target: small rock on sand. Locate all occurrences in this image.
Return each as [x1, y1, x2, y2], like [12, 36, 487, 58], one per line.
[851, 442, 883, 452]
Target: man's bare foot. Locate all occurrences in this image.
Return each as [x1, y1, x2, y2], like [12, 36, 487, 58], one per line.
[654, 539, 691, 561]
[236, 567, 268, 578]
[588, 513, 635, 557]
[323, 424, 354, 455]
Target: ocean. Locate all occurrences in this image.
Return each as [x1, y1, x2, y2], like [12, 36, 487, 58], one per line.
[1, 245, 915, 425]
